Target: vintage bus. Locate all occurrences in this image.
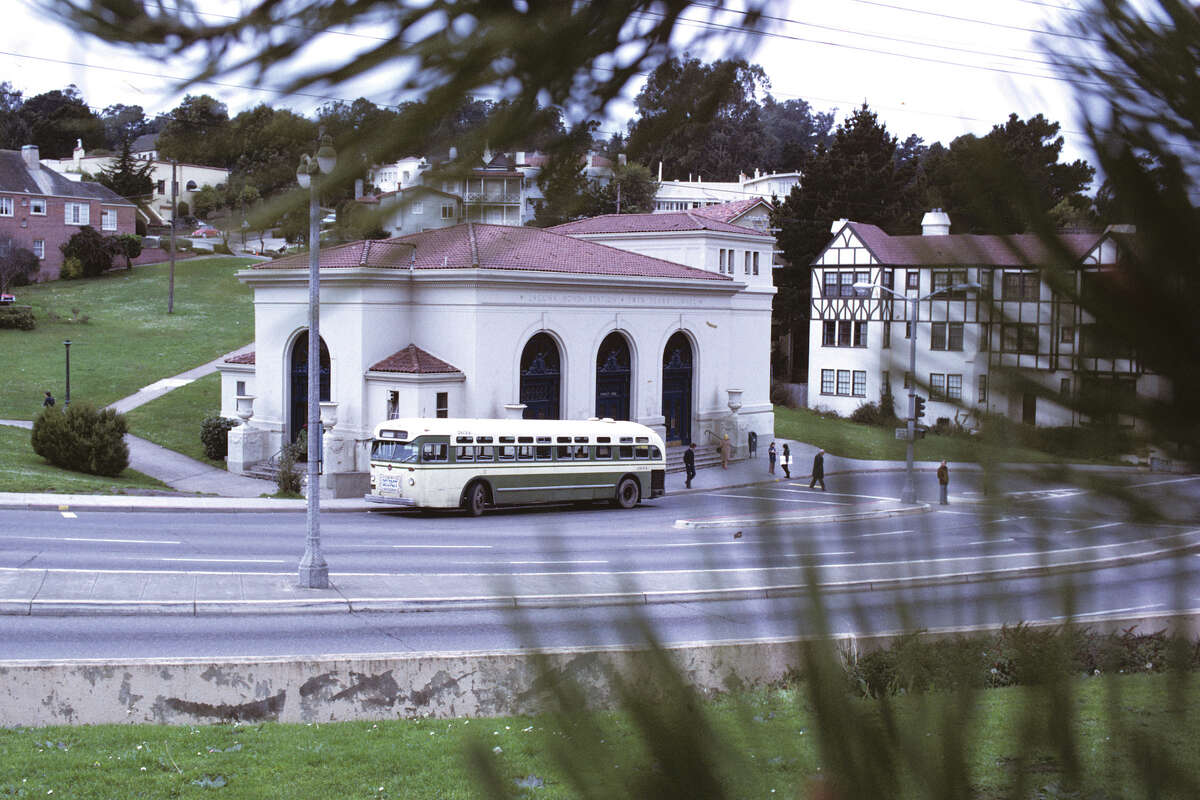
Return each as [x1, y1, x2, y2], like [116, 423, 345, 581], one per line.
[364, 417, 667, 515]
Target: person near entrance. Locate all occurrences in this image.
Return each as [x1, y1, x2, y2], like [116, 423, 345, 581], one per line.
[781, 443, 791, 478]
[683, 443, 697, 488]
[767, 441, 776, 474]
[809, 449, 826, 490]
[937, 460, 950, 504]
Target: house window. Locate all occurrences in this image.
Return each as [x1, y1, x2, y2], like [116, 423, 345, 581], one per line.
[882, 321, 891, 349]
[947, 374, 962, 400]
[853, 321, 867, 347]
[1060, 326, 1074, 344]
[1001, 323, 1039, 354]
[823, 320, 836, 346]
[156, 180, 165, 194]
[823, 272, 838, 297]
[979, 323, 989, 351]
[852, 370, 867, 397]
[101, 208, 118, 231]
[882, 269, 894, 291]
[881, 371, 890, 400]
[441, 205, 455, 219]
[744, 251, 751, 274]
[1060, 378, 1071, 396]
[185, 180, 198, 191]
[753, 251, 760, 275]
[906, 270, 920, 290]
[933, 270, 968, 295]
[978, 374, 988, 403]
[1002, 272, 1040, 301]
[836, 370, 851, 396]
[30, 198, 46, 215]
[840, 272, 855, 297]
[32, 239, 44, 259]
[64, 202, 89, 225]
[720, 249, 727, 273]
[930, 373, 945, 400]
[0, 197, 12, 216]
[838, 320, 851, 347]
[948, 322, 964, 350]
[436, 392, 449, 418]
[821, 369, 835, 395]
[931, 322, 946, 351]
[387, 390, 400, 420]
[931, 321, 965, 351]
[412, 202, 424, 215]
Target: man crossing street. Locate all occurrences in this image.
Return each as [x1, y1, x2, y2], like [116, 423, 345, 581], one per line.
[683, 442, 697, 489]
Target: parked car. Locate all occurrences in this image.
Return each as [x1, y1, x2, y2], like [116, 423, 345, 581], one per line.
[192, 227, 220, 238]
[0, 293, 15, 305]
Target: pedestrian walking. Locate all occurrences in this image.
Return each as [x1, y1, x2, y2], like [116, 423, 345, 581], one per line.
[42, 390, 55, 408]
[720, 434, 731, 469]
[683, 442, 697, 489]
[748, 430, 758, 458]
[781, 443, 792, 479]
[809, 448, 826, 490]
[937, 460, 950, 504]
[767, 441, 776, 474]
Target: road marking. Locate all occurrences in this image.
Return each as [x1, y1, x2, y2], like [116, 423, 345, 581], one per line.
[125, 556, 289, 564]
[391, 545, 493, 550]
[510, 560, 608, 565]
[859, 529, 914, 538]
[59, 511, 77, 519]
[710, 492, 847, 506]
[1127, 476, 1200, 488]
[781, 486, 899, 501]
[967, 538, 1016, 545]
[1052, 603, 1163, 620]
[1062, 522, 1123, 535]
[33, 535, 181, 545]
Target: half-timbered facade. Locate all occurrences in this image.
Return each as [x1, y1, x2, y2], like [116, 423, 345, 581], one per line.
[809, 213, 1164, 428]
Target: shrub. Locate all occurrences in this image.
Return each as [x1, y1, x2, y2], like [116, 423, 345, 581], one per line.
[200, 414, 238, 460]
[60, 226, 113, 277]
[769, 381, 795, 408]
[0, 245, 39, 292]
[879, 381, 897, 420]
[106, 233, 143, 269]
[176, 200, 190, 218]
[212, 242, 232, 255]
[60, 256, 85, 280]
[31, 403, 130, 477]
[850, 402, 886, 426]
[276, 442, 303, 495]
[0, 307, 35, 330]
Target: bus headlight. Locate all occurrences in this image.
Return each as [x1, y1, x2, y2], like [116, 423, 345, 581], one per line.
[408, 477, 415, 486]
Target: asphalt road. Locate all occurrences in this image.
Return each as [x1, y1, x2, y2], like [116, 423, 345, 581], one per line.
[2, 470, 1197, 660]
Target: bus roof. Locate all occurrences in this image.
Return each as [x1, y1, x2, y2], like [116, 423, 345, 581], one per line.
[372, 417, 665, 444]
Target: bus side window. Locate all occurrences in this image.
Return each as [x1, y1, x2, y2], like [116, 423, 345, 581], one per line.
[573, 444, 589, 459]
[422, 443, 448, 462]
[635, 445, 649, 459]
[455, 446, 474, 462]
[517, 445, 535, 461]
[556, 445, 572, 460]
[476, 446, 495, 461]
[650, 445, 662, 459]
[498, 446, 516, 461]
[535, 445, 553, 460]
[595, 445, 612, 459]
[618, 445, 634, 459]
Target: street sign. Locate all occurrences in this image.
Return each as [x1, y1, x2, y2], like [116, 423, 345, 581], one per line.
[895, 427, 911, 440]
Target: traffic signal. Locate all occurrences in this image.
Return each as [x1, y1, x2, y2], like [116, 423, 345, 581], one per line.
[914, 395, 927, 420]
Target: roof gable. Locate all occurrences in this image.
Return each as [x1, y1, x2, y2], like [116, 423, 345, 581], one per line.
[369, 344, 461, 374]
[548, 211, 771, 237]
[0, 150, 134, 204]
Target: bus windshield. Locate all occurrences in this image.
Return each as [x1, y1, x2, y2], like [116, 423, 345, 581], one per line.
[371, 440, 419, 463]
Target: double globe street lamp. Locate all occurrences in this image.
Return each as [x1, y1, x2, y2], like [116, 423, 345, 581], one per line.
[295, 132, 337, 589]
[853, 280, 981, 504]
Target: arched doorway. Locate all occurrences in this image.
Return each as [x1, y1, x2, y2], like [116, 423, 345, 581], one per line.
[661, 332, 693, 444]
[595, 332, 631, 420]
[289, 333, 330, 445]
[520, 332, 561, 419]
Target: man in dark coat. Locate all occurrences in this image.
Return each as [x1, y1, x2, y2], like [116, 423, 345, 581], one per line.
[809, 449, 826, 490]
[42, 391, 55, 408]
[683, 442, 697, 488]
[937, 460, 949, 504]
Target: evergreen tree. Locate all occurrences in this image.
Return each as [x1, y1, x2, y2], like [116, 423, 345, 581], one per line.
[96, 135, 154, 200]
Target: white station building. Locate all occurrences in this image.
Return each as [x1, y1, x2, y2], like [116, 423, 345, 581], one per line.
[220, 212, 776, 495]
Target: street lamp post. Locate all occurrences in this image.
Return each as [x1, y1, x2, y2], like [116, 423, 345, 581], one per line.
[63, 339, 71, 407]
[854, 280, 980, 504]
[295, 132, 337, 590]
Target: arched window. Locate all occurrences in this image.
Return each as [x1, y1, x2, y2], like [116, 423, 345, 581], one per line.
[519, 333, 561, 419]
[595, 332, 631, 420]
[289, 333, 330, 447]
[185, 180, 198, 191]
[661, 332, 693, 444]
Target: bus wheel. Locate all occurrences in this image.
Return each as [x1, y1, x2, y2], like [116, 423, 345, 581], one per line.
[465, 481, 488, 517]
[613, 477, 640, 509]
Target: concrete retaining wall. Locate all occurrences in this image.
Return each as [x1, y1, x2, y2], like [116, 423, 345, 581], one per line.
[3, 613, 1195, 727]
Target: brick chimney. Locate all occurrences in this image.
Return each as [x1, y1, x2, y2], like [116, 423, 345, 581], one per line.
[21, 144, 39, 169]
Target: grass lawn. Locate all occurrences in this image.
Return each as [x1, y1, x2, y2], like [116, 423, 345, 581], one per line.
[0, 424, 171, 494]
[125, 372, 224, 466]
[775, 405, 1082, 464]
[0, 674, 1194, 799]
[0, 256, 255, 421]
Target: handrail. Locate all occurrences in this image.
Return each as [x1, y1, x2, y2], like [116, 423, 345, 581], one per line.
[703, 429, 722, 446]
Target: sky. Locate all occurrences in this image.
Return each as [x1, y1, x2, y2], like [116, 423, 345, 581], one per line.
[3, 0, 1098, 169]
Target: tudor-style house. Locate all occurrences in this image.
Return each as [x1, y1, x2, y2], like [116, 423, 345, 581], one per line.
[0, 145, 136, 281]
[808, 210, 1166, 429]
[218, 220, 775, 495]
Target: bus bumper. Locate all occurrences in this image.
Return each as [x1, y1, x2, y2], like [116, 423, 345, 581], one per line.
[364, 494, 418, 507]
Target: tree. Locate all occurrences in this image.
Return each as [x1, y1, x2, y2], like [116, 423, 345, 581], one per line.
[99, 104, 153, 150]
[19, 86, 104, 158]
[190, 185, 226, 220]
[96, 135, 154, 200]
[106, 233, 142, 269]
[228, 104, 317, 199]
[156, 94, 232, 167]
[0, 82, 30, 150]
[922, 113, 1094, 234]
[0, 240, 39, 292]
[530, 122, 596, 227]
[759, 96, 835, 174]
[60, 226, 113, 277]
[585, 162, 658, 216]
[626, 56, 769, 181]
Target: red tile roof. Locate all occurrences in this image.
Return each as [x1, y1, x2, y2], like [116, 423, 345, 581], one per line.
[255, 223, 730, 282]
[224, 351, 256, 364]
[550, 211, 771, 237]
[693, 198, 771, 224]
[841, 222, 1102, 267]
[369, 344, 461, 374]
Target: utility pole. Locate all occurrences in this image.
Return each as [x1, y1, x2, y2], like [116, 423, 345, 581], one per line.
[168, 160, 177, 313]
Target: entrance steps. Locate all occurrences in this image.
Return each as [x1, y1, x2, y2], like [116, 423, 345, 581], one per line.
[666, 444, 724, 474]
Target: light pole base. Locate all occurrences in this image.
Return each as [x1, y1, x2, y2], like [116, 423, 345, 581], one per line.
[900, 487, 917, 504]
[298, 561, 329, 589]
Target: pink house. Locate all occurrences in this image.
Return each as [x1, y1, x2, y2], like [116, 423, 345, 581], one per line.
[0, 145, 137, 281]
